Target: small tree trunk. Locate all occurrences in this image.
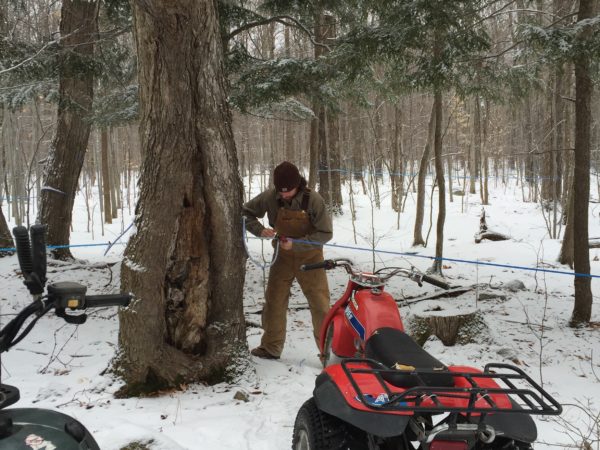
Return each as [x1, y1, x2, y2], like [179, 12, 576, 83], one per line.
[308, 111, 319, 189]
[101, 127, 112, 224]
[413, 103, 436, 247]
[431, 90, 445, 275]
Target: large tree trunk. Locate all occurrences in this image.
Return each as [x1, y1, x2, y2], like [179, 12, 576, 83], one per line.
[570, 0, 595, 326]
[118, 0, 246, 394]
[38, 0, 98, 259]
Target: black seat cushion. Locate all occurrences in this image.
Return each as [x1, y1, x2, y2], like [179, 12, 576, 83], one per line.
[365, 327, 455, 388]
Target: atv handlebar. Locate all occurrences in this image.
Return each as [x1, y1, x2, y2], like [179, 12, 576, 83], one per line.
[85, 294, 132, 308]
[13, 226, 34, 277]
[300, 260, 337, 271]
[1, 225, 133, 350]
[302, 258, 450, 290]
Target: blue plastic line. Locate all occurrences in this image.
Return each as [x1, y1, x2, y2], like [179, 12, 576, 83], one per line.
[316, 168, 563, 182]
[247, 236, 600, 279]
[0, 241, 126, 252]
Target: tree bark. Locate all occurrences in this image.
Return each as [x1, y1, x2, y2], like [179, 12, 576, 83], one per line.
[118, 0, 247, 394]
[38, 0, 98, 259]
[431, 90, 446, 275]
[315, 13, 341, 213]
[570, 0, 595, 326]
[413, 102, 435, 247]
[558, 179, 574, 267]
[0, 106, 13, 250]
[101, 127, 112, 224]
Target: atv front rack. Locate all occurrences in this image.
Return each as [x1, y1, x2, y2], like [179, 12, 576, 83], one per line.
[341, 359, 562, 416]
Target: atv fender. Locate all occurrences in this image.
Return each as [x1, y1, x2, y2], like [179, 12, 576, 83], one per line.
[313, 372, 409, 438]
[0, 408, 100, 450]
[322, 312, 355, 359]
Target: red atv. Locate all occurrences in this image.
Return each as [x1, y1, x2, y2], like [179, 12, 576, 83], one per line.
[292, 259, 562, 450]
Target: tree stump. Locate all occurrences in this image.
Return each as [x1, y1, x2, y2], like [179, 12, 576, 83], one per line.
[409, 310, 487, 347]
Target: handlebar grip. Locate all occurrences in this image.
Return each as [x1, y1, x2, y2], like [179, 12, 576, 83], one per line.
[300, 260, 335, 271]
[85, 293, 132, 308]
[12, 226, 33, 276]
[30, 224, 47, 283]
[421, 274, 450, 290]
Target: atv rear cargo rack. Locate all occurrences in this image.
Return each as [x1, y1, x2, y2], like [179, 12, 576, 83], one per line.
[341, 359, 562, 416]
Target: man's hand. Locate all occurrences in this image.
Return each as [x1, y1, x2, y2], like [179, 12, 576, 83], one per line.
[279, 236, 293, 251]
[261, 228, 276, 238]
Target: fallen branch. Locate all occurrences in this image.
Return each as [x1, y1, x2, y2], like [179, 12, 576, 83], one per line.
[475, 208, 511, 243]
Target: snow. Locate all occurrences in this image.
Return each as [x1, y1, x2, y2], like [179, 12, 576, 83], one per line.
[1, 173, 599, 449]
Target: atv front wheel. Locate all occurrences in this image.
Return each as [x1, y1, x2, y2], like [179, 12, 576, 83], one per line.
[292, 398, 368, 450]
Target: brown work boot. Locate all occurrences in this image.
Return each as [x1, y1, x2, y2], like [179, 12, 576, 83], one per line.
[250, 347, 280, 360]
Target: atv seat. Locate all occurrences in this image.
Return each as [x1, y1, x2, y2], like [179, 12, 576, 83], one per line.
[365, 327, 455, 388]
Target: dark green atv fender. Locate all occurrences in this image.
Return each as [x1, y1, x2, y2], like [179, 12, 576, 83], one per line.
[0, 408, 99, 450]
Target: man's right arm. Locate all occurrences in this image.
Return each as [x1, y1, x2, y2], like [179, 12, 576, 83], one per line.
[242, 191, 270, 237]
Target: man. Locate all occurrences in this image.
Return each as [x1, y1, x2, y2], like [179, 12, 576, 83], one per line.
[243, 161, 333, 359]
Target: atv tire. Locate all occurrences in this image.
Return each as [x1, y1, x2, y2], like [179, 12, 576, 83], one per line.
[292, 398, 368, 450]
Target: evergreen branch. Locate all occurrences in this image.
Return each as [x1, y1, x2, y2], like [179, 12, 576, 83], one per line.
[0, 38, 56, 76]
[226, 14, 330, 51]
[1, 25, 130, 76]
[477, 10, 582, 61]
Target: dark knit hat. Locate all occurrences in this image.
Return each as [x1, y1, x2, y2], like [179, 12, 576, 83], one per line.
[273, 161, 301, 192]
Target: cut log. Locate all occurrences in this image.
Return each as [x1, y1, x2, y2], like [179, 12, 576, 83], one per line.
[410, 310, 487, 346]
[474, 230, 511, 243]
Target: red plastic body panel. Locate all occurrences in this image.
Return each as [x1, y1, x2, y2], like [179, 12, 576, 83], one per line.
[351, 289, 404, 339]
[319, 279, 405, 357]
[430, 441, 468, 450]
[327, 311, 356, 358]
[319, 281, 355, 352]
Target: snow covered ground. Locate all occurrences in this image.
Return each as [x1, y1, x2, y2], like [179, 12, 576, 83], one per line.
[1, 174, 599, 449]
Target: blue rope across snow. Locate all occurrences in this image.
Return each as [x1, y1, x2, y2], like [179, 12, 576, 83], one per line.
[246, 235, 600, 280]
[0, 242, 113, 252]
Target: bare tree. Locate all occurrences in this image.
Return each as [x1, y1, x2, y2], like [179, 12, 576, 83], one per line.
[570, 0, 595, 326]
[431, 89, 446, 275]
[413, 102, 435, 247]
[38, 0, 98, 259]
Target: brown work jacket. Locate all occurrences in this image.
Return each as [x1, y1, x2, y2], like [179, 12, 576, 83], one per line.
[242, 188, 333, 252]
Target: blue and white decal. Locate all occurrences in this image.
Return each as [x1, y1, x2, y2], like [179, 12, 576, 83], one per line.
[345, 305, 365, 340]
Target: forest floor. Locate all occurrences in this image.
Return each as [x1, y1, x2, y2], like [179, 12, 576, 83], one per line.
[1, 175, 599, 449]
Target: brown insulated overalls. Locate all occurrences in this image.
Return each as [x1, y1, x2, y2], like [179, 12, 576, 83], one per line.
[243, 188, 332, 358]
